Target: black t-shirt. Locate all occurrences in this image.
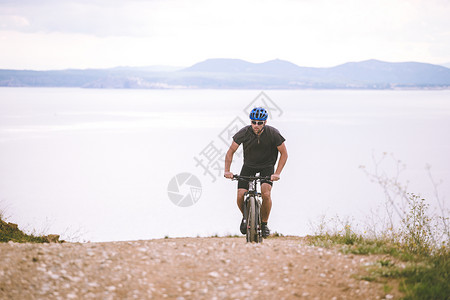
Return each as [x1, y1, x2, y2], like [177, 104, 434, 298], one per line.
[233, 125, 285, 169]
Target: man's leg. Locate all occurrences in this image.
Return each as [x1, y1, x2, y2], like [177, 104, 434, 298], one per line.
[260, 183, 272, 223]
[237, 188, 248, 234]
[236, 165, 254, 234]
[237, 188, 247, 214]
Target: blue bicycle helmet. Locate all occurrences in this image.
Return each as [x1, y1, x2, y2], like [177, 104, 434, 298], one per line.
[249, 107, 268, 121]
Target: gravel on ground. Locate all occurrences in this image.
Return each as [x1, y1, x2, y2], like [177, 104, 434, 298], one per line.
[0, 236, 402, 299]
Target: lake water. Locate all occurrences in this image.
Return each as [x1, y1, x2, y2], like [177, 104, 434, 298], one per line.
[1, 88, 449, 242]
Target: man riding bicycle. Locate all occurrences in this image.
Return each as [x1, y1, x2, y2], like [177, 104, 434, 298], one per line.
[224, 107, 288, 238]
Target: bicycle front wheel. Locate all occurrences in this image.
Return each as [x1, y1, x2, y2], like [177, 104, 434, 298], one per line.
[246, 196, 258, 243]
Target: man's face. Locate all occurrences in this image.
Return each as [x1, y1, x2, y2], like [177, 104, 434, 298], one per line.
[251, 120, 266, 134]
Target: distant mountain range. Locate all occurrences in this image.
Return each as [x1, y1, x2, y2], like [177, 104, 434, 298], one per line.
[1, 59, 449, 89]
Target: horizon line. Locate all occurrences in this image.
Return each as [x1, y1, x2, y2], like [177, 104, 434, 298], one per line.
[1, 58, 449, 72]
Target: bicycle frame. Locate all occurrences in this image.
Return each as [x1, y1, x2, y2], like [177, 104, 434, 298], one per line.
[232, 174, 271, 243]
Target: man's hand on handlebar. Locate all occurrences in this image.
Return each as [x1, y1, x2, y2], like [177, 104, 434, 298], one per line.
[271, 173, 281, 181]
[224, 171, 234, 179]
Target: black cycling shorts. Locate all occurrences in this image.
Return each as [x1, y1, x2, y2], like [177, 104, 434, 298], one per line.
[237, 165, 274, 190]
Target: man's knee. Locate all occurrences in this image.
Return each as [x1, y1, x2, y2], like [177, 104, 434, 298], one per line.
[262, 191, 271, 200]
[261, 184, 272, 200]
[237, 189, 247, 199]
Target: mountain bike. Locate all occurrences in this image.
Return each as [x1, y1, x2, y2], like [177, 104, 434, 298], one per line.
[232, 174, 272, 243]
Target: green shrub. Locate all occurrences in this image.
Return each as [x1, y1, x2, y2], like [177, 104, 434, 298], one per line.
[0, 217, 48, 243]
[308, 184, 449, 299]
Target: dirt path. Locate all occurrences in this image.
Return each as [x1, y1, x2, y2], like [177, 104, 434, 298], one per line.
[0, 236, 401, 299]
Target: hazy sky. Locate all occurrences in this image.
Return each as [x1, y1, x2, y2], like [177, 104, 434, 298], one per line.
[1, 0, 449, 70]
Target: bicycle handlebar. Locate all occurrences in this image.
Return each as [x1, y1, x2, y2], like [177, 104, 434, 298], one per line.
[232, 174, 272, 182]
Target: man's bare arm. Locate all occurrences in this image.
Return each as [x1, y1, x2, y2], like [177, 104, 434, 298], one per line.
[272, 142, 288, 181]
[224, 141, 239, 178]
